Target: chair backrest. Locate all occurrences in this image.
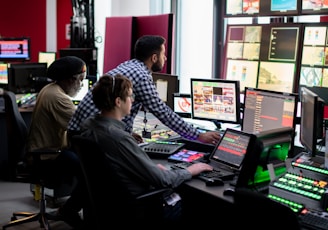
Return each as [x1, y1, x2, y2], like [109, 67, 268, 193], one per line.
[3, 90, 28, 180]
[71, 135, 171, 228]
[233, 187, 301, 230]
[71, 135, 136, 228]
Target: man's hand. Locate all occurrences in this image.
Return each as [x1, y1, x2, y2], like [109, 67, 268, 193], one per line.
[132, 132, 144, 144]
[197, 131, 221, 145]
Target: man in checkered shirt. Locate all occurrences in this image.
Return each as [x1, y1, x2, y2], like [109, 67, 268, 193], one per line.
[68, 35, 220, 145]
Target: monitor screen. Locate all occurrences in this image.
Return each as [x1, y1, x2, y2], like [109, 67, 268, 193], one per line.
[259, 0, 300, 16]
[299, 86, 325, 157]
[0, 63, 8, 85]
[242, 87, 298, 134]
[301, 0, 328, 15]
[173, 93, 192, 118]
[190, 78, 241, 128]
[38, 51, 56, 67]
[71, 75, 97, 105]
[0, 37, 31, 61]
[152, 72, 179, 110]
[225, 0, 260, 16]
[7, 63, 48, 94]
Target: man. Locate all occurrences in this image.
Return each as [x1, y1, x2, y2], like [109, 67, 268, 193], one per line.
[26, 56, 87, 229]
[79, 74, 213, 223]
[68, 35, 221, 144]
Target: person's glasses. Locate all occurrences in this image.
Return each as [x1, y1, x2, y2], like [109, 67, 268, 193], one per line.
[128, 93, 135, 100]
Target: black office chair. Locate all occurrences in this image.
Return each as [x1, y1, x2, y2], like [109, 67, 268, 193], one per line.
[1, 90, 71, 230]
[71, 135, 175, 229]
[233, 187, 301, 230]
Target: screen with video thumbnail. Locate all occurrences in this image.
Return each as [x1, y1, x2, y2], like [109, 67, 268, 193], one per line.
[173, 93, 192, 118]
[301, 0, 328, 15]
[190, 78, 241, 128]
[259, 0, 299, 16]
[225, 0, 260, 16]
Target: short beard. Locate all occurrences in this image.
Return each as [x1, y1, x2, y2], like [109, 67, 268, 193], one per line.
[151, 61, 163, 72]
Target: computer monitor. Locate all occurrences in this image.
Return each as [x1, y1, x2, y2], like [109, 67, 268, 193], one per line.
[172, 93, 192, 118]
[190, 78, 241, 129]
[299, 87, 325, 157]
[7, 63, 48, 94]
[237, 127, 295, 189]
[0, 63, 8, 85]
[242, 87, 298, 134]
[71, 75, 97, 105]
[0, 37, 31, 62]
[38, 51, 56, 67]
[152, 72, 179, 110]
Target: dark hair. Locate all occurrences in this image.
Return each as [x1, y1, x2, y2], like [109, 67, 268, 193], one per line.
[92, 74, 132, 111]
[134, 35, 166, 61]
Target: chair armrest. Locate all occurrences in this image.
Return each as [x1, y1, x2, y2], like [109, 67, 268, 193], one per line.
[136, 188, 172, 201]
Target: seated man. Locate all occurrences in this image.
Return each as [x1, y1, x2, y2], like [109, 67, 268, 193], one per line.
[79, 74, 214, 223]
[26, 56, 87, 229]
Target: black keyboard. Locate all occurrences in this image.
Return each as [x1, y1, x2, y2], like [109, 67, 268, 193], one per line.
[299, 210, 328, 230]
[171, 162, 235, 181]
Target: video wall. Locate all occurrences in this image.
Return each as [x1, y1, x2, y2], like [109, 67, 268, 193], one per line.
[223, 22, 328, 94]
[225, 0, 328, 17]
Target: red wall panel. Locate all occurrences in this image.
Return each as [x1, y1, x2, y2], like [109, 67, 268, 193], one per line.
[103, 16, 135, 74]
[0, 0, 46, 63]
[57, 0, 73, 51]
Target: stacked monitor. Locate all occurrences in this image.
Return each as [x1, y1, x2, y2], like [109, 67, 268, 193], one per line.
[190, 78, 241, 129]
[299, 86, 325, 157]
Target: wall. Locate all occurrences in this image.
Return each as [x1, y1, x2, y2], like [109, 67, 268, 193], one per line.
[0, 0, 46, 63]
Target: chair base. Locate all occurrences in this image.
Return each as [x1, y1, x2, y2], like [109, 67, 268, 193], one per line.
[2, 211, 59, 230]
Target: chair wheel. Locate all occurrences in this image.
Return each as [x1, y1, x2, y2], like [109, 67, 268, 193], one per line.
[11, 216, 17, 221]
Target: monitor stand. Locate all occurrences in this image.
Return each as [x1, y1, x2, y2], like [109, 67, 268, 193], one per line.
[213, 120, 222, 130]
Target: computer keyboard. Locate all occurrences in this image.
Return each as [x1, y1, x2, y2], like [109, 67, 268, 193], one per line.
[299, 210, 328, 230]
[141, 141, 185, 158]
[171, 161, 235, 181]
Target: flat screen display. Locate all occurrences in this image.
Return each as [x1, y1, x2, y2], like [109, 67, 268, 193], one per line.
[190, 78, 241, 125]
[0, 63, 8, 85]
[0, 37, 31, 61]
[38, 51, 56, 67]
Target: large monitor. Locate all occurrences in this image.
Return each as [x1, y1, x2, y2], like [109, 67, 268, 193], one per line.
[299, 87, 325, 157]
[7, 63, 49, 94]
[152, 72, 179, 110]
[0, 37, 31, 62]
[242, 87, 298, 134]
[190, 78, 241, 129]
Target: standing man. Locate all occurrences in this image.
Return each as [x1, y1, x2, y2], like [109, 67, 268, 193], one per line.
[68, 35, 221, 144]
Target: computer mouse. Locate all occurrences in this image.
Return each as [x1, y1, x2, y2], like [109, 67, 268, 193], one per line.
[223, 187, 235, 196]
[205, 178, 224, 186]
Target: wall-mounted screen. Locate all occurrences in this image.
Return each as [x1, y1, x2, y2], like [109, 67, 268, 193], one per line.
[259, 0, 300, 16]
[301, 0, 328, 15]
[0, 37, 31, 61]
[225, 0, 260, 16]
[190, 78, 241, 128]
[226, 59, 259, 92]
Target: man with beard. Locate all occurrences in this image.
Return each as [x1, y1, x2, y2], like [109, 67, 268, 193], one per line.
[68, 35, 221, 145]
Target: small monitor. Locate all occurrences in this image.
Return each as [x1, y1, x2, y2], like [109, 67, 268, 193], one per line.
[242, 87, 298, 134]
[38, 51, 56, 67]
[0, 37, 31, 61]
[0, 63, 8, 85]
[299, 87, 325, 157]
[152, 72, 179, 110]
[172, 93, 192, 118]
[190, 78, 241, 129]
[71, 75, 97, 105]
[7, 63, 48, 94]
